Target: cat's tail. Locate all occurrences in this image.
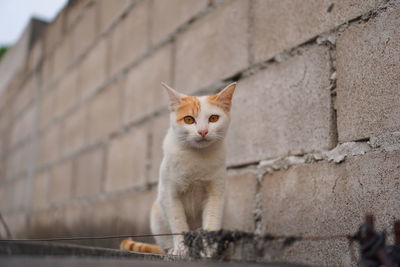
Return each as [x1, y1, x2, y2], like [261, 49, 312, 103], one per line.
[120, 238, 165, 254]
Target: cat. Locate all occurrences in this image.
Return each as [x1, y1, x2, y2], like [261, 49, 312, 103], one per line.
[120, 82, 237, 256]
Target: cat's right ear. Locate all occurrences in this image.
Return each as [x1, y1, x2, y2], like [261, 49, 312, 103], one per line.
[161, 82, 184, 111]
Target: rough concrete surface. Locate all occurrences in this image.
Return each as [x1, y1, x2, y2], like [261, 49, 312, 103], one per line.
[336, 3, 400, 141]
[261, 150, 400, 266]
[227, 46, 334, 166]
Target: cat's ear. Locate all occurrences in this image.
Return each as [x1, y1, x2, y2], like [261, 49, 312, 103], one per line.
[161, 82, 185, 111]
[215, 82, 236, 110]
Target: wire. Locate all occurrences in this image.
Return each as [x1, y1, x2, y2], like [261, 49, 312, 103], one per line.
[0, 232, 184, 242]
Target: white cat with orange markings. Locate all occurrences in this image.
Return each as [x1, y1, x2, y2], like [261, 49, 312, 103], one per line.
[121, 82, 236, 256]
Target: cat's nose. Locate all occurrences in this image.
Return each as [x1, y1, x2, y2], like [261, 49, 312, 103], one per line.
[198, 129, 208, 137]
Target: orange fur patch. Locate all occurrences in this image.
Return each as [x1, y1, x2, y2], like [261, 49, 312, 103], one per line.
[176, 96, 201, 123]
[207, 94, 230, 114]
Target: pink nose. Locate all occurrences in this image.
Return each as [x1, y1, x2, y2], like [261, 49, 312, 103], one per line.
[198, 129, 208, 138]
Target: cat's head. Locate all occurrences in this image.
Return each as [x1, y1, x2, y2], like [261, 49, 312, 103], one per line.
[162, 82, 236, 149]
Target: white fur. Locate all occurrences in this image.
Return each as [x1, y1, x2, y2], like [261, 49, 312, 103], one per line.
[150, 84, 235, 256]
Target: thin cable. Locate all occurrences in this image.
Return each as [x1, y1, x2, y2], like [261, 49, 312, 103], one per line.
[0, 232, 184, 242]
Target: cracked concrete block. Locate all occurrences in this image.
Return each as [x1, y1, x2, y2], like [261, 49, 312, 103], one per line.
[105, 125, 149, 193]
[252, 0, 386, 63]
[74, 146, 104, 198]
[49, 160, 73, 204]
[123, 44, 172, 125]
[150, 0, 208, 45]
[261, 150, 400, 266]
[88, 80, 122, 143]
[109, 1, 149, 76]
[175, 0, 249, 93]
[227, 46, 334, 166]
[336, 4, 400, 142]
[223, 173, 257, 232]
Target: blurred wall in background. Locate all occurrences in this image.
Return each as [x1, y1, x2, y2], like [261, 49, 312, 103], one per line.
[0, 0, 399, 265]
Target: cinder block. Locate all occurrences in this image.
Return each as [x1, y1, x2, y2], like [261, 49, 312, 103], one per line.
[261, 150, 400, 265]
[78, 40, 107, 100]
[109, 1, 149, 76]
[9, 178, 30, 211]
[61, 107, 87, 156]
[223, 173, 257, 232]
[44, 11, 66, 52]
[88, 80, 122, 143]
[49, 160, 73, 204]
[175, 0, 249, 93]
[99, 0, 131, 33]
[28, 208, 65, 237]
[227, 46, 334, 166]
[336, 5, 400, 142]
[52, 35, 73, 82]
[1, 212, 27, 238]
[148, 113, 169, 183]
[11, 106, 34, 147]
[74, 146, 104, 198]
[27, 40, 43, 72]
[39, 124, 61, 167]
[71, 2, 98, 60]
[252, 0, 385, 63]
[92, 188, 156, 236]
[5, 144, 31, 180]
[66, 0, 92, 30]
[150, 0, 208, 45]
[105, 125, 148, 193]
[123, 44, 172, 125]
[13, 77, 35, 118]
[32, 171, 50, 210]
[55, 69, 79, 118]
[38, 89, 56, 129]
[41, 54, 54, 90]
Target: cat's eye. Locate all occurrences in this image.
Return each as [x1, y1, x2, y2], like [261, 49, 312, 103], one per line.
[209, 115, 219, 123]
[183, 116, 195, 124]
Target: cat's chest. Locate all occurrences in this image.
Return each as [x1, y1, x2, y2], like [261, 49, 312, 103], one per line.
[165, 149, 224, 182]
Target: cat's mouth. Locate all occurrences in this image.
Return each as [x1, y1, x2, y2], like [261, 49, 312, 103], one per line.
[195, 137, 210, 143]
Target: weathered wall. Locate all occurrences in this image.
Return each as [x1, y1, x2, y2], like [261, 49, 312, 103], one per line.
[0, 0, 399, 265]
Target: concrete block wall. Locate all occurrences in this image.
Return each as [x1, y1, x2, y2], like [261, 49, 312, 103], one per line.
[0, 0, 399, 265]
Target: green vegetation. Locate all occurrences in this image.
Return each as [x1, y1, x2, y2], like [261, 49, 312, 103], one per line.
[0, 46, 9, 61]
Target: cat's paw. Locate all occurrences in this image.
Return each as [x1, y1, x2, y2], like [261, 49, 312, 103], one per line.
[200, 238, 219, 258]
[170, 243, 189, 257]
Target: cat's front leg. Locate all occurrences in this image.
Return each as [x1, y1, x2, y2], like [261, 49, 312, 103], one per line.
[163, 192, 189, 256]
[202, 178, 225, 231]
[201, 178, 225, 258]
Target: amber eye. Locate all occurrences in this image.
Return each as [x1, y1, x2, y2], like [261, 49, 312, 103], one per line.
[183, 116, 195, 124]
[209, 115, 219, 123]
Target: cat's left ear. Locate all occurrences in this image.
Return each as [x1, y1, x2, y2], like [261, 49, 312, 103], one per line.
[161, 82, 185, 111]
[215, 82, 236, 110]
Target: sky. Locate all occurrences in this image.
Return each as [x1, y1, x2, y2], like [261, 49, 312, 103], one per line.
[0, 0, 68, 46]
